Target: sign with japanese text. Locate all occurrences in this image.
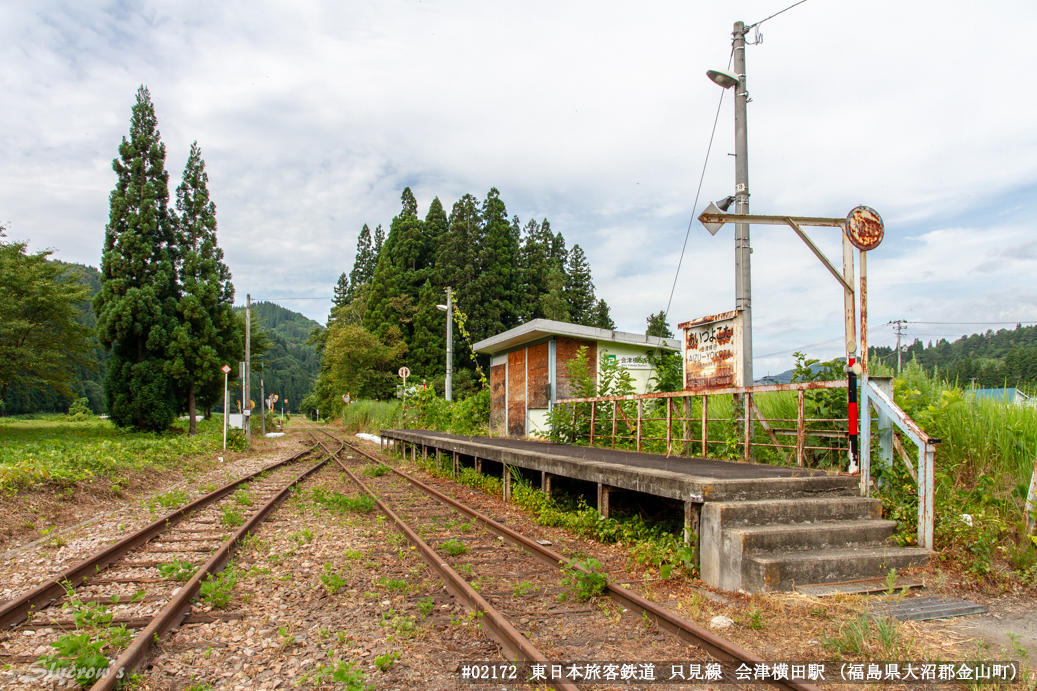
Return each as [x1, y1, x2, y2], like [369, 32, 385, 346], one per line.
[678, 310, 743, 390]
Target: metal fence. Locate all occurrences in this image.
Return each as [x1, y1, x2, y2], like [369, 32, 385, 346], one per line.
[555, 377, 939, 549]
[554, 380, 850, 466]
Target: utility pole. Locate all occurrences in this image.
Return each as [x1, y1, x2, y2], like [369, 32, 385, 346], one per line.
[445, 287, 453, 401]
[892, 320, 907, 373]
[245, 294, 251, 447]
[733, 20, 753, 388]
[260, 375, 265, 436]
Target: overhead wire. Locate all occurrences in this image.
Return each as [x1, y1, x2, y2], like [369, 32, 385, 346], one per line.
[663, 47, 734, 322]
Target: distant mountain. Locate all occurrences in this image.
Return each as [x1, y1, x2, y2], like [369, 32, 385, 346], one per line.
[233, 302, 320, 413]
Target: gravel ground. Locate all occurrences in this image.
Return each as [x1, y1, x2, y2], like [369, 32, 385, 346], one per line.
[0, 437, 311, 602]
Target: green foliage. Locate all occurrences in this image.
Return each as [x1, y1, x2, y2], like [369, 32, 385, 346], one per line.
[818, 614, 914, 660]
[220, 506, 244, 527]
[559, 558, 609, 601]
[0, 416, 222, 493]
[94, 86, 179, 432]
[38, 632, 111, 687]
[320, 564, 347, 594]
[376, 576, 408, 592]
[340, 399, 401, 433]
[545, 347, 635, 443]
[66, 398, 94, 421]
[564, 244, 597, 326]
[167, 142, 240, 434]
[417, 596, 435, 617]
[374, 651, 401, 672]
[199, 567, 238, 608]
[310, 487, 376, 513]
[645, 311, 674, 339]
[231, 488, 253, 506]
[307, 660, 369, 691]
[362, 463, 390, 477]
[442, 538, 468, 556]
[152, 489, 189, 511]
[157, 560, 196, 582]
[0, 229, 94, 407]
[410, 386, 491, 436]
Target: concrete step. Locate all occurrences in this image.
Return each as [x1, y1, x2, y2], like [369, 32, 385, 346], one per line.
[727, 519, 899, 554]
[742, 546, 932, 592]
[701, 496, 883, 528]
[705, 474, 860, 501]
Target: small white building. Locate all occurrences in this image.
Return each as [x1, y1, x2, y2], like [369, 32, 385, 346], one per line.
[472, 319, 681, 437]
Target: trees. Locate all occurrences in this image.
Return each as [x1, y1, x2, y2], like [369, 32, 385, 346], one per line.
[564, 244, 596, 326]
[0, 229, 93, 407]
[469, 188, 520, 342]
[94, 86, 180, 432]
[165, 142, 240, 434]
[646, 311, 674, 339]
[333, 272, 350, 308]
[591, 299, 615, 330]
[409, 279, 444, 379]
[347, 223, 377, 300]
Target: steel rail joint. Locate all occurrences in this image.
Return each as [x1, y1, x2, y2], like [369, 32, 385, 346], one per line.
[0, 444, 319, 631]
[88, 451, 332, 691]
[341, 435, 820, 691]
[311, 434, 579, 691]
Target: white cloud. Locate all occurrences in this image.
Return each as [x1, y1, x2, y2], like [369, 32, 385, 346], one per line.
[2, 0, 1036, 376]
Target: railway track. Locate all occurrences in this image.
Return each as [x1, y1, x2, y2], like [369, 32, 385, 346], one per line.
[313, 429, 821, 691]
[0, 442, 333, 690]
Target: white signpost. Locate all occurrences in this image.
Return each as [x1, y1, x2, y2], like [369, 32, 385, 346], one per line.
[221, 364, 232, 450]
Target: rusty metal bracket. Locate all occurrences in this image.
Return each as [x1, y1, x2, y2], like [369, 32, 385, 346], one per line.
[785, 218, 853, 293]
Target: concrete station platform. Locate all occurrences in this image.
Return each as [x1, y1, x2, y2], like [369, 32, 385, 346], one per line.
[379, 429, 854, 505]
[380, 429, 931, 593]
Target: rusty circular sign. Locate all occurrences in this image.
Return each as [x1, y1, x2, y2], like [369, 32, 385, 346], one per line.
[398, 366, 410, 379]
[845, 205, 884, 251]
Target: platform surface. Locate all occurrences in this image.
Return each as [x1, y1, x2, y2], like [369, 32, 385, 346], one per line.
[393, 430, 825, 479]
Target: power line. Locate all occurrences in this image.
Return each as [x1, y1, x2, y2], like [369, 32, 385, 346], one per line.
[749, 0, 809, 30]
[905, 320, 1037, 326]
[663, 47, 730, 321]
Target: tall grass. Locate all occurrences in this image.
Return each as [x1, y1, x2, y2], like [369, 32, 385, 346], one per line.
[0, 416, 222, 493]
[339, 400, 401, 434]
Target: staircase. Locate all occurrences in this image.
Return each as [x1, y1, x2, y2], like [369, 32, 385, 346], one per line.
[699, 478, 931, 592]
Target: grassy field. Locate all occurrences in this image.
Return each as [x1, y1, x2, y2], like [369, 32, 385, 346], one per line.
[0, 414, 225, 494]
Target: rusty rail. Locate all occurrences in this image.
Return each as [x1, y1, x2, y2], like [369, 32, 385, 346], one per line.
[0, 444, 318, 631]
[332, 430, 821, 691]
[88, 445, 332, 691]
[309, 431, 578, 691]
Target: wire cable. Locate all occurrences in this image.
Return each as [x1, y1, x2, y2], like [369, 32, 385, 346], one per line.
[663, 48, 734, 323]
[748, 0, 809, 29]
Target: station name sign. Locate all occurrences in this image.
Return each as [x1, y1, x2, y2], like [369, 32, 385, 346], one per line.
[677, 310, 743, 390]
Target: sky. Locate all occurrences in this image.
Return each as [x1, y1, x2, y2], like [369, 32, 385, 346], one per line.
[3, 0, 1037, 378]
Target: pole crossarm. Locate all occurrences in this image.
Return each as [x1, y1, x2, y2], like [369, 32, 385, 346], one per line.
[698, 212, 846, 228]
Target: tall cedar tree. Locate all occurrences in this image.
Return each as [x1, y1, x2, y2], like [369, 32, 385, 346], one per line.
[372, 224, 385, 256]
[564, 244, 596, 326]
[469, 188, 520, 342]
[167, 143, 240, 434]
[364, 189, 424, 342]
[94, 86, 180, 431]
[409, 279, 445, 378]
[333, 272, 350, 308]
[347, 223, 377, 299]
[434, 194, 481, 370]
[0, 228, 93, 404]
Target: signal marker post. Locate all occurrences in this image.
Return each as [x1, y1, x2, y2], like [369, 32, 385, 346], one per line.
[221, 364, 232, 451]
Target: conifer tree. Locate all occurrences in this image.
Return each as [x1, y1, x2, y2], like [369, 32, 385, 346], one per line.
[539, 265, 570, 322]
[409, 279, 444, 378]
[347, 223, 376, 298]
[564, 244, 596, 326]
[423, 197, 448, 272]
[646, 311, 674, 338]
[591, 299, 616, 330]
[469, 188, 520, 341]
[333, 272, 350, 308]
[373, 224, 385, 256]
[167, 142, 240, 434]
[364, 189, 424, 342]
[94, 86, 180, 431]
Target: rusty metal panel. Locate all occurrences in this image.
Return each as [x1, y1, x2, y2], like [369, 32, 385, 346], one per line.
[679, 311, 743, 390]
[555, 337, 596, 399]
[527, 343, 550, 409]
[508, 349, 526, 436]
[490, 364, 506, 434]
